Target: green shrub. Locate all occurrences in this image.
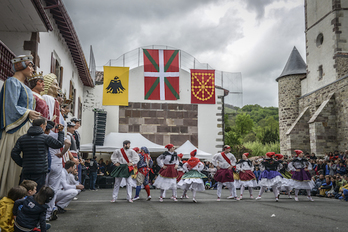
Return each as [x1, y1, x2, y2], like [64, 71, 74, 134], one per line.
[242, 141, 280, 157]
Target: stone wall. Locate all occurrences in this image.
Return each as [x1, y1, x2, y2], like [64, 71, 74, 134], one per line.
[277, 74, 301, 155]
[119, 102, 198, 147]
[298, 76, 348, 153]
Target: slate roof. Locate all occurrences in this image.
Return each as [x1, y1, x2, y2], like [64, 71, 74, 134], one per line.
[276, 46, 306, 81]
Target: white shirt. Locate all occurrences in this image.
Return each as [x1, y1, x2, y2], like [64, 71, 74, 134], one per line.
[183, 162, 204, 172]
[111, 148, 139, 165]
[236, 160, 254, 172]
[211, 152, 236, 169]
[156, 151, 179, 168]
[60, 169, 77, 190]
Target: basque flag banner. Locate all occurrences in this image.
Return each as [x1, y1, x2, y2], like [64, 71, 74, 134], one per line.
[102, 66, 129, 106]
[143, 49, 180, 100]
[191, 69, 216, 104]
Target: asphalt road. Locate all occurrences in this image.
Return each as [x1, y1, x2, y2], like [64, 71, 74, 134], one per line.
[49, 188, 347, 232]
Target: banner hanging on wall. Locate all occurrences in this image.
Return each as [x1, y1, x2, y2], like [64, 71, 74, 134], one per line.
[103, 66, 129, 106]
[143, 49, 180, 100]
[191, 69, 215, 104]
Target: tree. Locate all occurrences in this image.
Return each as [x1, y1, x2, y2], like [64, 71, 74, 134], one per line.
[234, 113, 254, 137]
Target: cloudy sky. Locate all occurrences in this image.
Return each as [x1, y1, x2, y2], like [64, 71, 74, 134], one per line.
[63, 0, 306, 107]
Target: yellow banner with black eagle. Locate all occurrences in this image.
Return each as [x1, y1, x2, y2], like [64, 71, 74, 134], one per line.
[103, 66, 129, 106]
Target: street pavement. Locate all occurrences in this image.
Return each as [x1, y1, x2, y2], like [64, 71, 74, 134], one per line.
[49, 188, 347, 232]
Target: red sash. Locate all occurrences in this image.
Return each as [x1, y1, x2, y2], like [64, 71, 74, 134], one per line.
[221, 152, 232, 165]
[121, 148, 134, 172]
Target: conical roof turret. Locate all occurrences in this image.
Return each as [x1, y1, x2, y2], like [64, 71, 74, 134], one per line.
[276, 46, 306, 81]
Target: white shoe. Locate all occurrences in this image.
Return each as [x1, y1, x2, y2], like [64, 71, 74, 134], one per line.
[275, 197, 279, 202]
[239, 195, 243, 200]
[159, 197, 163, 202]
[235, 197, 240, 201]
[288, 195, 292, 199]
[307, 196, 314, 201]
[185, 194, 189, 199]
[250, 195, 254, 199]
[73, 197, 78, 201]
[193, 198, 197, 203]
[217, 197, 221, 202]
[255, 196, 262, 200]
[173, 197, 178, 202]
[295, 196, 299, 201]
[128, 199, 133, 203]
[132, 196, 140, 201]
[227, 195, 234, 199]
[110, 199, 116, 203]
[147, 196, 152, 201]
[180, 195, 184, 200]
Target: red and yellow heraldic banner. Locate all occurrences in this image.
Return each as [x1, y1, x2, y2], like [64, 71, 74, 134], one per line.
[191, 69, 215, 104]
[103, 66, 129, 106]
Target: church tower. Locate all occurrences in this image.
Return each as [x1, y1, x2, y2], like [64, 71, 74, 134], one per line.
[276, 47, 307, 156]
[303, 0, 348, 95]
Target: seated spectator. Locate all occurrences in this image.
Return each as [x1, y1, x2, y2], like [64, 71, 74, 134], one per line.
[55, 161, 84, 213]
[316, 160, 326, 175]
[317, 175, 332, 197]
[205, 178, 213, 190]
[336, 162, 346, 175]
[13, 186, 54, 232]
[0, 186, 27, 232]
[309, 153, 317, 161]
[20, 180, 37, 197]
[311, 174, 325, 196]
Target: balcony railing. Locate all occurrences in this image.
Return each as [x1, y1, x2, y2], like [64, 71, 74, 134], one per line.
[0, 40, 15, 81]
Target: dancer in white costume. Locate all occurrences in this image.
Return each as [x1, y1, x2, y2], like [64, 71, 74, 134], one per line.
[177, 150, 206, 203]
[256, 152, 283, 202]
[275, 154, 293, 199]
[212, 145, 239, 201]
[153, 144, 179, 202]
[236, 153, 258, 199]
[288, 150, 315, 202]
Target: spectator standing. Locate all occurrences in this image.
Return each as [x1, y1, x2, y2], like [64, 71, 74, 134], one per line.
[11, 117, 64, 192]
[89, 156, 99, 191]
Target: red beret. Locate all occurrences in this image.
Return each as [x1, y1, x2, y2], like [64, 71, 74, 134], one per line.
[275, 154, 283, 160]
[295, 150, 303, 156]
[243, 153, 249, 158]
[223, 145, 231, 150]
[178, 153, 183, 159]
[266, 152, 275, 158]
[165, 144, 174, 150]
[190, 149, 197, 157]
[133, 147, 140, 152]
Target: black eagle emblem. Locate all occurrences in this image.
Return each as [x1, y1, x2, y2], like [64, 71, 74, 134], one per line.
[106, 76, 125, 94]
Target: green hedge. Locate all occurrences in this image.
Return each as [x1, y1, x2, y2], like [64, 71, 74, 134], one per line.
[243, 141, 280, 157]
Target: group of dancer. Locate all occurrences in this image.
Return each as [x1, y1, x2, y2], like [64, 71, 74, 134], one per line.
[109, 141, 315, 203]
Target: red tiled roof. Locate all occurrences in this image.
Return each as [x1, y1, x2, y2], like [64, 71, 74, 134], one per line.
[44, 0, 94, 87]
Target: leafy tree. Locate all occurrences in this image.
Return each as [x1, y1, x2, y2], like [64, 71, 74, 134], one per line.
[234, 113, 254, 137]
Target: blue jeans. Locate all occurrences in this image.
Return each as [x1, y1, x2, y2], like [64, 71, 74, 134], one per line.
[89, 172, 97, 190]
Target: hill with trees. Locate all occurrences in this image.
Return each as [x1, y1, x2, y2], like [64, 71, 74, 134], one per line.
[224, 104, 280, 158]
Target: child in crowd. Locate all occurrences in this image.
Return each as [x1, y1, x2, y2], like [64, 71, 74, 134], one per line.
[13, 186, 55, 232]
[20, 180, 37, 197]
[205, 178, 213, 190]
[253, 166, 260, 183]
[0, 186, 27, 232]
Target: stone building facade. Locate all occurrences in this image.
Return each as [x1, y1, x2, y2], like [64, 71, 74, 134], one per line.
[277, 0, 348, 156]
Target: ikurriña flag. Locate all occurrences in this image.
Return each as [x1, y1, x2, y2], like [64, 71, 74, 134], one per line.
[191, 69, 215, 104]
[103, 66, 129, 106]
[143, 49, 180, 100]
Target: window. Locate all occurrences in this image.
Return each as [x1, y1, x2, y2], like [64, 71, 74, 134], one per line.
[318, 65, 323, 80]
[316, 33, 324, 47]
[50, 52, 63, 88]
[69, 80, 76, 115]
[78, 97, 82, 124]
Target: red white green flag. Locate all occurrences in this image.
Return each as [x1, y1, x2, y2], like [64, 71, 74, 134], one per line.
[143, 49, 180, 100]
